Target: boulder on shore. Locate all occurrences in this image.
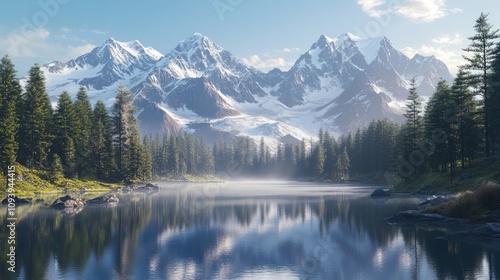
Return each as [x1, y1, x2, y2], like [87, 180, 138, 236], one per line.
[87, 194, 119, 206]
[370, 189, 391, 197]
[1, 195, 32, 205]
[51, 195, 86, 210]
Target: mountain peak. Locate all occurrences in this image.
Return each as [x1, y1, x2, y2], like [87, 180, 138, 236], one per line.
[412, 53, 436, 60]
[105, 37, 117, 44]
[316, 34, 334, 45]
[335, 32, 362, 42]
[192, 32, 204, 38]
[175, 33, 220, 54]
[354, 36, 389, 65]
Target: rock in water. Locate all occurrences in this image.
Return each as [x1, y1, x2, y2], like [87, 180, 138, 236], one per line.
[87, 194, 119, 206]
[51, 195, 86, 210]
[1, 195, 32, 205]
[370, 189, 391, 197]
[145, 183, 160, 192]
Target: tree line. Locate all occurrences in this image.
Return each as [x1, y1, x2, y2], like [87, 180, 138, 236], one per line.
[0, 13, 498, 184]
[0, 60, 151, 182]
[397, 13, 500, 182]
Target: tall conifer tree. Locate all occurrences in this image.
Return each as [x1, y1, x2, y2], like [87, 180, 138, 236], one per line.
[73, 87, 93, 178]
[463, 13, 499, 157]
[112, 85, 137, 179]
[0, 55, 22, 174]
[52, 92, 77, 176]
[90, 100, 116, 181]
[19, 64, 52, 167]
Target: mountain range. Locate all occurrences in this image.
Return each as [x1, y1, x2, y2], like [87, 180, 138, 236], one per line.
[39, 33, 453, 147]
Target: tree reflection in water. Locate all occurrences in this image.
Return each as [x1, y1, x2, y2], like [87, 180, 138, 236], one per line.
[1, 182, 499, 279]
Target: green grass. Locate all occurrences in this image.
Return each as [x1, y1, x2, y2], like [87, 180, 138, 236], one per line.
[392, 158, 500, 194]
[0, 164, 121, 199]
[153, 173, 223, 182]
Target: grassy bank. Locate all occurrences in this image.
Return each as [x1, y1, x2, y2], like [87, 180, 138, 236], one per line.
[0, 164, 226, 199]
[423, 182, 500, 222]
[392, 158, 500, 194]
[0, 164, 121, 199]
[153, 174, 224, 183]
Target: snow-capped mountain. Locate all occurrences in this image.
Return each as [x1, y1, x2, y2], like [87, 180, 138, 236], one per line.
[42, 38, 163, 106]
[38, 33, 453, 144]
[266, 33, 452, 134]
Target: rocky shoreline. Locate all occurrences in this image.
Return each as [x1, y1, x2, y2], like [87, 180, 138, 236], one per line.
[375, 188, 500, 243]
[1, 182, 160, 215]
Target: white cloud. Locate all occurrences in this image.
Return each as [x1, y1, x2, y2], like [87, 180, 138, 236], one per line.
[401, 45, 463, 74]
[64, 44, 96, 61]
[81, 29, 108, 35]
[0, 28, 95, 62]
[357, 0, 388, 17]
[358, 0, 455, 22]
[242, 54, 294, 71]
[280, 47, 300, 53]
[450, 7, 463, 14]
[432, 33, 462, 45]
[0, 28, 50, 57]
[396, 0, 447, 22]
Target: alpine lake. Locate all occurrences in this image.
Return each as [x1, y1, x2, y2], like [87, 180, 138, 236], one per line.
[1, 181, 500, 279]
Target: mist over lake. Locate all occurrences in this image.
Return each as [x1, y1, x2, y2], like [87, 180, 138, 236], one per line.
[2, 181, 499, 280]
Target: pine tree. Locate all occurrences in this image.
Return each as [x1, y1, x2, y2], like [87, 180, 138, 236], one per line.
[168, 134, 180, 175]
[351, 128, 363, 175]
[399, 78, 424, 179]
[52, 92, 77, 177]
[323, 133, 336, 180]
[463, 12, 500, 157]
[336, 147, 350, 180]
[424, 80, 454, 172]
[128, 129, 143, 180]
[48, 154, 64, 183]
[19, 64, 52, 167]
[90, 100, 116, 181]
[452, 68, 480, 168]
[112, 85, 137, 179]
[300, 139, 307, 174]
[312, 142, 325, 179]
[259, 137, 267, 169]
[0, 55, 22, 175]
[198, 138, 214, 175]
[185, 133, 196, 174]
[490, 42, 500, 157]
[73, 87, 93, 178]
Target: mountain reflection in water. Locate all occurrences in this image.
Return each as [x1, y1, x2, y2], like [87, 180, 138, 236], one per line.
[1, 181, 499, 280]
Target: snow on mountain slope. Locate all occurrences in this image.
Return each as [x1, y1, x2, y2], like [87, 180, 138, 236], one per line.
[38, 33, 454, 145]
[41, 38, 163, 107]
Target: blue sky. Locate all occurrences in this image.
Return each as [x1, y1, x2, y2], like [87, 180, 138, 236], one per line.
[1, 0, 499, 76]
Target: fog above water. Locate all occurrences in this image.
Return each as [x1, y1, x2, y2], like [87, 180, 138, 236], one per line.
[2, 181, 499, 280]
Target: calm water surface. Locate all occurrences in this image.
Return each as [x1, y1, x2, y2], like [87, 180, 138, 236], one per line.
[2, 181, 500, 279]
